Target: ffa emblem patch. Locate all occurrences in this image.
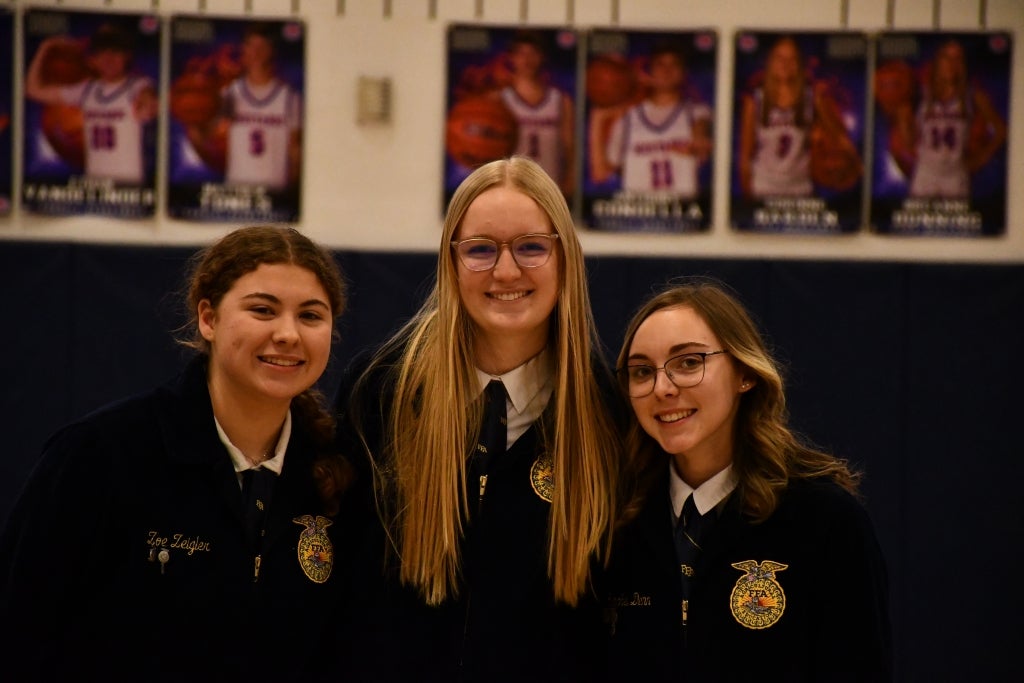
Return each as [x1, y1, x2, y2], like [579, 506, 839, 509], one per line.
[729, 559, 788, 629]
[530, 453, 554, 503]
[292, 515, 334, 584]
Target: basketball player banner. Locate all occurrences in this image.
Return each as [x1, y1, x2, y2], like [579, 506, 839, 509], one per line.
[167, 16, 305, 223]
[731, 31, 868, 234]
[0, 8, 12, 215]
[21, 9, 160, 218]
[582, 28, 717, 233]
[444, 24, 578, 209]
[871, 31, 1011, 237]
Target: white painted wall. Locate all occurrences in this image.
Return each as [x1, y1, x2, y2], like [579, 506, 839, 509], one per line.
[0, 0, 1021, 263]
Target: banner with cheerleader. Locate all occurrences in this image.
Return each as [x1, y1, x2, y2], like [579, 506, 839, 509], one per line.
[731, 30, 867, 234]
[444, 24, 578, 210]
[871, 32, 1011, 237]
[0, 8, 12, 215]
[21, 9, 160, 218]
[167, 16, 305, 223]
[582, 28, 717, 233]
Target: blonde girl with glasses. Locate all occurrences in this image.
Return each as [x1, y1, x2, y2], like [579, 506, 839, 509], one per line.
[336, 156, 622, 681]
[603, 279, 891, 681]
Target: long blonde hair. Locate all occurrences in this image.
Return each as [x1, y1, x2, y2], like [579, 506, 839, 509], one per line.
[616, 280, 860, 524]
[361, 157, 619, 606]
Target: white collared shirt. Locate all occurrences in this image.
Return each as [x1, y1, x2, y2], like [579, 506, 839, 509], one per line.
[474, 347, 554, 449]
[214, 411, 292, 488]
[669, 461, 738, 523]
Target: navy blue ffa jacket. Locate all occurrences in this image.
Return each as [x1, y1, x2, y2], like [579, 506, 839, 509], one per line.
[601, 471, 892, 682]
[335, 349, 605, 683]
[0, 357, 360, 682]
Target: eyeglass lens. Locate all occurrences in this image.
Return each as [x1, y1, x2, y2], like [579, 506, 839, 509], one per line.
[623, 353, 709, 397]
[455, 234, 555, 271]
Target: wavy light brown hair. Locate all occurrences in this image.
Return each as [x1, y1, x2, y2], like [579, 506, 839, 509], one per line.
[616, 279, 859, 524]
[362, 157, 619, 606]
[181, 225, 351, 512]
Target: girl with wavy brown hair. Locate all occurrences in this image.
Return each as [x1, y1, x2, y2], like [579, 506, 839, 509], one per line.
[603, 279, 891, 681]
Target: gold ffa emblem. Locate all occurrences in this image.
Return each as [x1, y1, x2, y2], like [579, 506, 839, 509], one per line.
[729, 560, 788, 629]
[292, 515, 334, 584]
[530, 453, 554, 503]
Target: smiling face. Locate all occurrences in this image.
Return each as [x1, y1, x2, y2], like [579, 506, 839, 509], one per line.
[626, 305, 752, 483]
[455, 185, 560, 369]
[199, 262, 333, 409]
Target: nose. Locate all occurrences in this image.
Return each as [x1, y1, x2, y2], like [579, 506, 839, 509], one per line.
[652, 368, 678, 397]
[491, 244, 522, 280]
[272, 315, 300, 344]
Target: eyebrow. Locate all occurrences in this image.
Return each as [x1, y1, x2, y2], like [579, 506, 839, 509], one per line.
[627, 341, 710, 362]
[240, 292, 330, 310]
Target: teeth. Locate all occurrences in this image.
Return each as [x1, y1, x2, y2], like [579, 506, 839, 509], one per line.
[261, 357, 301, 367]
[658, 409, 695, 423]
[490, 291, 527, 301]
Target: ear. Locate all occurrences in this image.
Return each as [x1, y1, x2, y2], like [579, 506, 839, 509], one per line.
[197, 299, 216, 342]
[738, 377, 756, 393]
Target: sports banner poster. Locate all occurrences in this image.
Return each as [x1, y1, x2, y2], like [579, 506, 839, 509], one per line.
[731, 30, 868, 234]
[582, 28, 717, 233]
[871, 31, 1011, 236]
[0, 8, 13, 215]
[21, 9, 160, 218]
[167, 16, 305, 223]
[444, 24, 578, 210]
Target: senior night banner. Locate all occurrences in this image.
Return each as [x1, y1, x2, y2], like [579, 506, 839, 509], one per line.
[731, 30, 868, 234]
[444, 24, 579, 210]
[168, 16, 305, 223]
[0, 8, 12, 215]
[21, 9, 160, 218]
[582, 28, 717, 233]
[871, 31, 1010, 237]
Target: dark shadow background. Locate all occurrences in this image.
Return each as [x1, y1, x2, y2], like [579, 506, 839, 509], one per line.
[2, 241, 1021, 680]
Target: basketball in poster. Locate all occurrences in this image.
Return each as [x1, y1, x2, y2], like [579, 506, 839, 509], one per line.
[871, 31, 1010, 237]
[167, 16, 305, 223]
[583, 28, 716, 233]
[21, 9, 160, 218]
[444, 25, 578, 208]
[731, 30, 867, 234]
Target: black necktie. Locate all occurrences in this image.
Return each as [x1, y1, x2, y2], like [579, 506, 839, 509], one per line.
[242, 467, 277, 548]
[474, 380, 507, 512]
[673, 495, 713, 597]
[477, 380, 507, 465]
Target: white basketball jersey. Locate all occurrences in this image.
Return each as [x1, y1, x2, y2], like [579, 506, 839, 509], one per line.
[750, 87, 814, 197]
[909, 92, 970, 198]
[70, 76, 151, 183]
[608, 100, 710, 196]
[223, 78, 301, 189]
[500, 86, 564, 182]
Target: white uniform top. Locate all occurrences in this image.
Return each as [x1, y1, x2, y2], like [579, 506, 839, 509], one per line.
[500, 86, 564, 183]
[909, 91, 971, 199]
[607, 99, 710, 197]
[222, 77, 302, 189]
[750, 87, 814, 197]
[62, 76, 152, 183]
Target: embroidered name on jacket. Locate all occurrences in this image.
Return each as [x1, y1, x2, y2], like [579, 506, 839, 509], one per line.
[146, 530, 212, 555]
[729, 559, 788, 629]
